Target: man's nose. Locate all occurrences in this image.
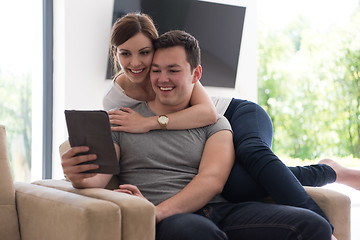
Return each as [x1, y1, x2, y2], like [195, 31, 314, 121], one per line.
[158, 72, 169, 82]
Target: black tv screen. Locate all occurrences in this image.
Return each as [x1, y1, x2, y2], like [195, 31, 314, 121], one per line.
[106, 0, 246, 89]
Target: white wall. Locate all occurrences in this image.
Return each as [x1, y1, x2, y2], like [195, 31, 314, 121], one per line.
[52, 0, 114, 178]
[52, 0, 257, 178]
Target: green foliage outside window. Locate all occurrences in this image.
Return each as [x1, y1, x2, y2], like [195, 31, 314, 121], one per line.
[258, 5, 360, 162]
[0, 70, 32, 180]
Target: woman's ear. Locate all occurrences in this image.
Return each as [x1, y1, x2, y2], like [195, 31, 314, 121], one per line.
[112, 46, 122, 71]
[112, 46, 118, 61]
[192, 65, 202, 84]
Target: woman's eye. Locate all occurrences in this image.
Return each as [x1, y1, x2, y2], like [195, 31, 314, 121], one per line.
[140, 51, 150, 55]
[119, 52, 130, 56]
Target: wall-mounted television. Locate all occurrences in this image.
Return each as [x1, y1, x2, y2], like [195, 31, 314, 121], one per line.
[106, 0, 246, 89]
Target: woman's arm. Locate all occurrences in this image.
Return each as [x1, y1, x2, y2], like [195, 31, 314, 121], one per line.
[167, 81, 217, 129]
[109, 81, 217, 132]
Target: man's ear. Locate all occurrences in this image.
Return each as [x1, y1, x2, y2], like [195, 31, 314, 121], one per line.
[192, 65, 202, 84]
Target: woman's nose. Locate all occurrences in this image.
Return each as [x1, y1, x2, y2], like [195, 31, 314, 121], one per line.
[130, 56, 141, 67]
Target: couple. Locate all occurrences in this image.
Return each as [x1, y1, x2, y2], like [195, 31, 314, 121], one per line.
[62, 13, 359, 240]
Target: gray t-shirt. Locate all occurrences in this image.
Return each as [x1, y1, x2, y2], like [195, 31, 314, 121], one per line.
[112, 102, 232, 206]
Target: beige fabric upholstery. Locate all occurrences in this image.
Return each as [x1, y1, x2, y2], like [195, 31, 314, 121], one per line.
[304, 187, 351, 240]
[15, 182, 121, 240]
[0, 124, 126, 240]
[55, 140, 156, 239]
[33, 179, 156, 240]
[0, 125, 21, 240]
[59, 140, 71, 158]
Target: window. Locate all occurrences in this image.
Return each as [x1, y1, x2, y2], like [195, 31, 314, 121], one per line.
[257, 2, 360, 237]
[0, 0, 43, 181]
[257, 0, 360, 164]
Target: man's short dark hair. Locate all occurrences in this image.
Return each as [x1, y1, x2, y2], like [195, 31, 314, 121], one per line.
[154, 30, 201, 71]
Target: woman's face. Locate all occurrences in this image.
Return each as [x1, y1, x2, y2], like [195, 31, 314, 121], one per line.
[114, 32, 154, 84]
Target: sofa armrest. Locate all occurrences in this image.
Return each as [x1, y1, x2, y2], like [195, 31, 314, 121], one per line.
[33, 179, 156, 240]
[14, 182, 121, 240]
[305, 186, 351, 240]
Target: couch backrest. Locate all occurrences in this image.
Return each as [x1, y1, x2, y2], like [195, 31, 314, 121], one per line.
[0, 125, 20, 240]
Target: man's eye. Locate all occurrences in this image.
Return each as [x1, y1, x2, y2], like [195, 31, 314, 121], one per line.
[170, 69, 180, 73]
[151, 69, 160, 73]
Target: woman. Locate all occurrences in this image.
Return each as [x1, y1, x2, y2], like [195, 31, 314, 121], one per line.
[103, 12, 217, 133]
[103, 12, 358, 228]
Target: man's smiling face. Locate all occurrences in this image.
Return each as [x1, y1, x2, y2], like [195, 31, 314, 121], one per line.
[150, 46, 200, 110]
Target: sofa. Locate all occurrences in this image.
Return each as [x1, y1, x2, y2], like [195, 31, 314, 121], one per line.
[0, 125, 155, 240]
[0, 124, 352, 240]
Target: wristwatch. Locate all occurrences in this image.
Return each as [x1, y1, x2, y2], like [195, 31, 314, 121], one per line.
[158, 115, 169, 130]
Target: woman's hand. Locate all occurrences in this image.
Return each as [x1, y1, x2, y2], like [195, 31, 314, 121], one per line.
[61, 146, 99, 186]
[108, 108, 157, 133]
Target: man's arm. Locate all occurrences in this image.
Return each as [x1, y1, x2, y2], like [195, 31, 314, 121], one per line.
[155, 129, 235, 222]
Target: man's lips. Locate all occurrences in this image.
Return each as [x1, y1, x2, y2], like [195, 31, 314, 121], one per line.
[159, 86, 174, 91]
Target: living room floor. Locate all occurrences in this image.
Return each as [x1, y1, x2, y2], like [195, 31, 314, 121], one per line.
[324, 181, 360, 239]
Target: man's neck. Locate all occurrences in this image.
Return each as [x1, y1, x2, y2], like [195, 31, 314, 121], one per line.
[147, 99, 190, 115]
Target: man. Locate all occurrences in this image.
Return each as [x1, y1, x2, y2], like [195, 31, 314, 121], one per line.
[62, 30, 332, 240]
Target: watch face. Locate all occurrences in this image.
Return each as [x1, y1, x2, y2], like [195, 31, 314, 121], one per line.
[159, 116, 168, 124]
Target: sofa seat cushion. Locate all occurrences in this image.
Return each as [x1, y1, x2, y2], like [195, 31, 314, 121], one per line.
[33, 179, 156, 240]
[15, 182, 121, 240]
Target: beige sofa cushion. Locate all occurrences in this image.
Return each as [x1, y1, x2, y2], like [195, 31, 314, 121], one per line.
[56, 140, 155, 239]
[15, 182, 121, 240]
[34, 179, 156, 240]
[0, 125, 20, 240]
[304, 186, 351, 240]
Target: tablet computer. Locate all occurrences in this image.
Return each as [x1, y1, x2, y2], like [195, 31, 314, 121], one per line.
[64, 110, 119, 174]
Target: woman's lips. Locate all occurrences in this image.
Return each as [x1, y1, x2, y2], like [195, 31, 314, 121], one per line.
[129, 68, 145, 74]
